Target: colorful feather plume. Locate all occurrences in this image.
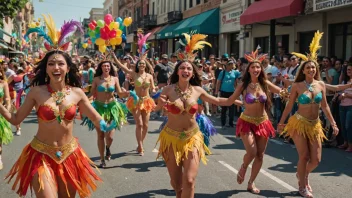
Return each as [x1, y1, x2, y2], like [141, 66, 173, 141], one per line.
[176, 33, 212, 62]
[291, 30, 323, 64]
[137, 32, 151, 55]
[24, 27, 53, 45]
[244, 49, 267, 63]
[58, 20, 83, 46]
[42, 14, 59, 45]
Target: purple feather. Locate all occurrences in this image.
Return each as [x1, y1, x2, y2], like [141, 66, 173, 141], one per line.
[58, 20, 83, 45]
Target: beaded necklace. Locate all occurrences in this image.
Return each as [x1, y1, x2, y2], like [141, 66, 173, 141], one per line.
[47, 84, 71, 123]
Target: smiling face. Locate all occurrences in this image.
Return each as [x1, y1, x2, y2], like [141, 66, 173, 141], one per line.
[303, 61, 317, 79]
[101, 62, 111, 74]
[347, 65, 352, 78]
[248, 62, 262, 78]
[138, 60, 146, 71]
[177, 62, 194, 81]
[46, 53, 68, 83]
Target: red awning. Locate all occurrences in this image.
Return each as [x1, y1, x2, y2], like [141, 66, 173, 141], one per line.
[147, 26, 164, 41]
[240, 0, 304, 25]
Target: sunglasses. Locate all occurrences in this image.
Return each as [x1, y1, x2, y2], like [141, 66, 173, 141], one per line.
[290, 58, 297, 60]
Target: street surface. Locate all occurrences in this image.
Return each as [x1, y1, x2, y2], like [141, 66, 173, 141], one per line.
[0, 111, 351, 198]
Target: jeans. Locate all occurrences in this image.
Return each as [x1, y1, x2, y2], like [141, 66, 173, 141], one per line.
[220, 91, 234, 127]
[273, 97, 282, 124]
[339, 105, 352, 144]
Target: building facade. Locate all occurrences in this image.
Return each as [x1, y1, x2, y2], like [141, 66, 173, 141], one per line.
[89, 8, 104, 21]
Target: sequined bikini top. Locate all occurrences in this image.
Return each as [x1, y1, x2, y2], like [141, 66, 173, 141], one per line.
[244, 93, 267, 104]
[298, 92, 322, 104]
[97, 85, 115, 92]
[37, 104, 76, 122]
[135, 76, 150, 88]
[0, 88, 4, 98]
[165, 101, 198, 115]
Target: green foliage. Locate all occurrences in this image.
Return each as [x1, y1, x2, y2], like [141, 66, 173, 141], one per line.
[0, 0, 29, 28]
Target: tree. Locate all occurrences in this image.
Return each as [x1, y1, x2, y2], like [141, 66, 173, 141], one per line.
[0, 0, 29, 28]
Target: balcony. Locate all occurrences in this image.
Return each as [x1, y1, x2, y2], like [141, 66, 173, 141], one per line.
[143, 15, 157, 29]
[127, 20, 144, 34]
[167, 11, 182, 23]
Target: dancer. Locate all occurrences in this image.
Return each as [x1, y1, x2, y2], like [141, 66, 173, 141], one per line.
[82, 57, 130, 168]
[223, 49, 289, 194]
[0, 68, 12, 170]
[1, 15, 110, 198]
[278, 31, 345, 197]
[154, 33, 242, 198]
[112, 32, 156, 156]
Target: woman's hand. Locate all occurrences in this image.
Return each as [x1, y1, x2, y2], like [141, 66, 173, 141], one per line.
[332, 123, 339, 136]
[277, 123, 286, 133]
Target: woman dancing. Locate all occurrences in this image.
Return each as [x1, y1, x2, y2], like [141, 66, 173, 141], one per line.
[0, 68, 12, 170]
[154, 33, 242, 198]
[1, 16, 110, 198]
[112, 51, 155, 156]
[82, 58, 130, 168]
[223, 49, 288, 194]
[278, 31, 347, 197]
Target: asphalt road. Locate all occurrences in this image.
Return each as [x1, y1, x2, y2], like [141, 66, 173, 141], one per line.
[0, 112, 351, 198]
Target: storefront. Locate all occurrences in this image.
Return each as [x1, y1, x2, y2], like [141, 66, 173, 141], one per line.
[219, 2, 242, 57]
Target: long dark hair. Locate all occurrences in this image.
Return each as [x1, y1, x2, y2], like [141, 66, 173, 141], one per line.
[294, 61, 321, 83]
[241, 61, 272, 110]
[343, 64, 352, 84]
[170, 60, 201, 86]
[95, 60, 116, 77]
[31, 50, 81, 87]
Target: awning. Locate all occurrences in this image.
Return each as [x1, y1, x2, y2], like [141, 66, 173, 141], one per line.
[0, 42, 8, 49]
[174, 8, 219, 37]
[156, 21, 183, 40]
[147, 26, 165, 41]
[240, 0, 304, 25]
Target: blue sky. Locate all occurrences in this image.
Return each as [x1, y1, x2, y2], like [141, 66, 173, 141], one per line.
[33, 0, 104, 28]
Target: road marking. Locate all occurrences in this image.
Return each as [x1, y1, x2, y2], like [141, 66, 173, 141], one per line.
[270, 139, 284, 145]
[152, 148, 159, 153]
[218, 161, 297, 192]
[248, 165, 297, 191]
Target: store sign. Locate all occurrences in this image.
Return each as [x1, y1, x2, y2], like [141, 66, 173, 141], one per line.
[313, 0, 352, 12]
[222, 10, 242, 24]
[174, 29, 198, 37]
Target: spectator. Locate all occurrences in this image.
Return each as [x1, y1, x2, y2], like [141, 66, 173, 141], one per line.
[215, 61, 241, 128]
[154, 54, 172, 89]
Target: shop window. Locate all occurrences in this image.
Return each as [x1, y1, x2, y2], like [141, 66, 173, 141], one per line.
[184, 0, 187, 11]
[299, 31, 316, 56]
[255, 37, 269, 54]
[196, 0, 201, 5]
[255, 35, 289, 55]
[190, 0, 193, 8]
[230, 33, 240, 59]
[329, 22, 352, 60]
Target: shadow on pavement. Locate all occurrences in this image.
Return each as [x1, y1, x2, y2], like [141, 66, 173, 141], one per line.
[116, 189, 175, 197]
[117, 161, 165, 172]
[194, 189, 298, 198]
[90, 152, 128, 162]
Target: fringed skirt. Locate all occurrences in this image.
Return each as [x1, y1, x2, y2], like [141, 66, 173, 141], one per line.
[236, 113, 275, 137]
[0, 115, 13, 144]
[5, 137, 101, 198]
[126, 96, 155, 113]
[281, 113, 327, 143]
[156, 126, 211, 166]
[82, 100, 128, 130]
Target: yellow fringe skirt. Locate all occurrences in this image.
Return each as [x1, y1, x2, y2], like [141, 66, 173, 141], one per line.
[156, 126, 211, 166]
[281, 113, 327, 143]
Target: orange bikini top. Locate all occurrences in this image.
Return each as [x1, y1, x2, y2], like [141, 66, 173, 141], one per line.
[37, 103, 76, 122]
[165, 101, 198, 115]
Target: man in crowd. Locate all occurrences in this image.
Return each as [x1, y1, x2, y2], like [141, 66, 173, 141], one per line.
[154, 54, 172, 89]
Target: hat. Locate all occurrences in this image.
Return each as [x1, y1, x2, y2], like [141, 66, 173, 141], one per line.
[123, 56, 130, 60]
[161, 54, 168, 59]
[222, 53, 229, 59]
[206, 61, 210, 64]
[171, 53, 177, 58]
[17, 67, 24, 71]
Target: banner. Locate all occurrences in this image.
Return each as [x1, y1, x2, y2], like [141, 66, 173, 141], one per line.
[313, 0, 352, 12]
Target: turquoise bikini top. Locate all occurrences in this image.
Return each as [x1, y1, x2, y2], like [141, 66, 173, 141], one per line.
[0, 88, 3, 98]
[298, 92, 322, 104]
[97, 85, 115, 92]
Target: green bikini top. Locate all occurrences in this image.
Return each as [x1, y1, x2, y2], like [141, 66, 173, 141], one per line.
[298, 92, 322, 104]
[0, 88, 4, 98]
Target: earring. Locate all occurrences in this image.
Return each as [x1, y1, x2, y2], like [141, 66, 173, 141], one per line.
[45, 74, 48, 83]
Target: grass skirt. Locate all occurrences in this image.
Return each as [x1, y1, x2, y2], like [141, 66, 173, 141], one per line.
[281, 113, 327, 143]
[0, 115, 13, 144]
[126, 96, 155, 113]
[156, 126, 211, 166]
[236, 113, 275, 137]
[81, 100, 128, 130]
[5, 137, 101, 198]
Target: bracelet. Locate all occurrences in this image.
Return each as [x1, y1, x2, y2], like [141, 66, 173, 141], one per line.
[278, 123, 286, 127]
[279, 88, 289, 99]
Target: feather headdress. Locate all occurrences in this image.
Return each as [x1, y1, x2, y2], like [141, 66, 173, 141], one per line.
[24, 14, 83, 52]
[176, 33, 212, 62]
[244, 47, 267, 63]
[137, 31, 151, 57]
[291, 31, 323, 64]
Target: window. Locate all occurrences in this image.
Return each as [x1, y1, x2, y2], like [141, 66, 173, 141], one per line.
[184, 0, 187, 10]
[152, 2, 155, 15]
[157, 0, 160, 14]
[204, 0, 208, 3]
[196, 0, 201, 5]
[164, 0, 166, 13]
[223, 0, 227, 3]
[329, 22, 352, 60]
[189, 0, 193, 8]
[255, 37, 269, 54]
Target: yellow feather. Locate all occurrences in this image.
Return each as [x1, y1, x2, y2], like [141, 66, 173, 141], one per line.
[189, 34, 208, 51]
[291, 52, 308, 61]
[193, 41, 212, 51]
[309, 31, 323, 61]
[42, 14, 58, 45]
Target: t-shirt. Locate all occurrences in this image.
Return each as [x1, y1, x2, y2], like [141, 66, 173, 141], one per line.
[217, 70, 240, 92]
[155, 63, 171, 84]
[328, 68, 339, 85]
[264, 65, 279, 77]
[5, 68, 15, 78]
[340, 84, 352, 106]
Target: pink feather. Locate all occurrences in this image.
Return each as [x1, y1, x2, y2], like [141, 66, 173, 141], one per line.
[137, 32, 151, 53]
[58, 20, 83, 45]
